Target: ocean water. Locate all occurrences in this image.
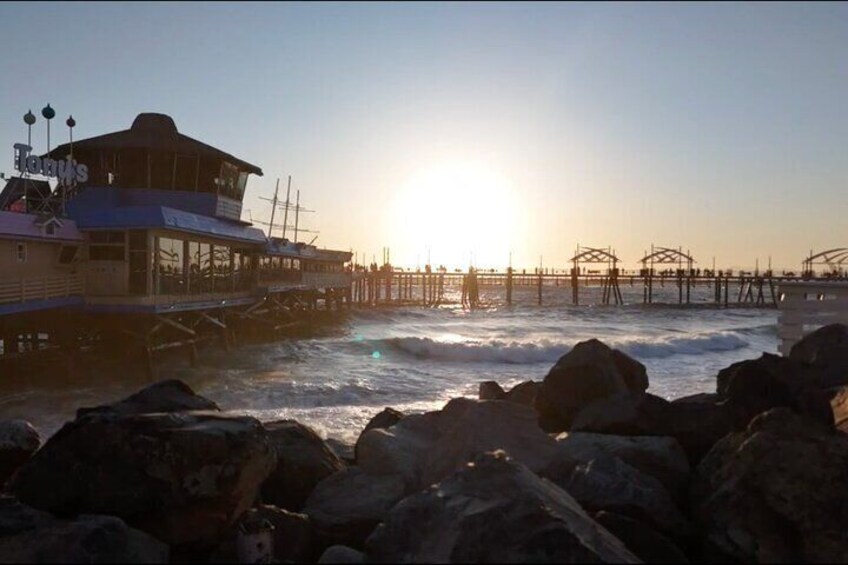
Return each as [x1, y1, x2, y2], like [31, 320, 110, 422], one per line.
[0, 283, 778, 443]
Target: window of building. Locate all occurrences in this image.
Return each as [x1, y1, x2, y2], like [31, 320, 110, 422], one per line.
[16, 242, 26, 263]
[157, 237, 185, 295]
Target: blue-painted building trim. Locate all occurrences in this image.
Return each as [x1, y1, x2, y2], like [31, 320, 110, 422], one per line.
[0, 296, 85, 316]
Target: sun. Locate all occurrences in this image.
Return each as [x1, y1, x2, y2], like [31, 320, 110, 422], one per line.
[389, 162, 521, 270]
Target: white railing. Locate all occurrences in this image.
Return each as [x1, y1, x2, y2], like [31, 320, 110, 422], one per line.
[0, 274, 85, 305]
[777, 281, 848, 355]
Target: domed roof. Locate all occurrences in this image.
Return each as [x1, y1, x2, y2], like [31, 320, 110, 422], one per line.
[130, 113, 178, 135]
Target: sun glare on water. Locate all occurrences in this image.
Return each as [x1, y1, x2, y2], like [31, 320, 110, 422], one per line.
[389, 162, 521, 269]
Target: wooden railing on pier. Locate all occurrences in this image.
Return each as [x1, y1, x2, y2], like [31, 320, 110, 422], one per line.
[777, 281, 848, 355]
[0, 275, 85, 305]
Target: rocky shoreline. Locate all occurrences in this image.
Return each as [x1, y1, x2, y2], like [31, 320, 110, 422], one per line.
[1, 324, 848, 563]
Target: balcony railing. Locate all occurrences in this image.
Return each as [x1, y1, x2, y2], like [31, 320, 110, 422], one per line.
[777, 281, 848, 355]
[0, 274, 85, 305]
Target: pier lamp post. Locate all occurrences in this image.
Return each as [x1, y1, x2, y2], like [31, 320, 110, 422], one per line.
[23, 110, 36, 146]
[41, 104, 55, 155]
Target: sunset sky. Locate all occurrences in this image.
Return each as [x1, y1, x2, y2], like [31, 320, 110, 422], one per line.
[2, 2, 847, 270]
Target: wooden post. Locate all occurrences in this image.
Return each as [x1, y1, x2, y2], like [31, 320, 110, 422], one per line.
[506, 267, 513, 305]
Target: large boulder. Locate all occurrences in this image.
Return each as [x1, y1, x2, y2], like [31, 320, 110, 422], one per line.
[354, 408, 404, 462]
[0, 420, 40, 486]
[356, 398, 557, 493]
[535, 339, 648, 432]
[505, 380, 540, 408]
[209, 505, 313, 564]
[318, 545, 365, 564]
[551, 454, 690, 539]
[0, 496, 168, 563]
[571, 393, 735, 465]
[478, 381, 506, 400]
[594, 511, 689, 564]
[716, 353, 833, 429]
[789, 323, 848, 388]
[553, 432, 690, 499]
[691, 408, 848, 562]
[303, 468, 406, 551]
[77, 379, 219, 418]
[8, 410, 275, 550]
[261, 420, 346, 512]
[364, 451, 640, 563]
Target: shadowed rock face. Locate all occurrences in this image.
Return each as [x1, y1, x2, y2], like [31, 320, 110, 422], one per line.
[535, 339, 647, 433]
[76, 379, 220, 418]
[594, 511, 689, 564]
[691, 408, 848, 563]
[364, 451, 641, 564]
[261, 420, 346, 512]
[8, 409, 275, 551]
[0, 496, 169, 563]
[0, 420, 40, 487]
[790, 323, 848, 388]
[354, 408, 404, 462]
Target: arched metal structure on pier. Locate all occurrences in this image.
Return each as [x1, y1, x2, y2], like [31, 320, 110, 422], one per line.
[639, 245, 696, 304]
[803, 248, 848, 277]
[568, 246, 622, 305]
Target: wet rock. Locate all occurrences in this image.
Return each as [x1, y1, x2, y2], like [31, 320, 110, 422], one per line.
[0, 495, 168, 563]
[8, 410, 274, 551]
[552, 454, 690, 539]
[77, 379, 219, 418]
[716, 353, 833, 429]
[535, 339, 648, 432]
[364, 451, 640, 563]
[303, 467, 406, 550]
[553, 432, 690, 498]
[0, 420, 40, 487]
[789, 323, 848, 388]
[594, 511, 689, 564]
[357, 398, 557, 493]
[261, 420, 346, 512]
[571, 392, 734, 465]
[318, 545, 365, 564]
[209, 505, 313, 564]
[354, 408, 404, 462]
[691, 408, 848, 563]
[479, 381, 506, 400]
[326, 438, 356, 464]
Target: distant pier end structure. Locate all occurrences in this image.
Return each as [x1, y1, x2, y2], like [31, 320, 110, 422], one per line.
[640, 245, 695, 304]
[1, 112, 352, 375]
[569, 246, 622, 305]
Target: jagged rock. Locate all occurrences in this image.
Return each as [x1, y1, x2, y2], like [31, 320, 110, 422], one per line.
[789, 323, 848, 388]
[8, 410, 274, 550]
[716, 353, 834, 429]
[0, 496, 168, 563]
[673, 392, 720, 404]
[209, 505, 313, 564]
[692, 408, 848, 563]
[318, 545, 365, 564]
[357, 398, 557, 493]
[303, 468, 406, 550]
[571, 392, 734, 465]
[553, 432, 690, 498]
[504, 380, 540, 408]
[0, 420, 40, 486]
[77, 379, 219, 418]
[594, 511, 689, 564]
[364, 451, 640, 563]
[535, 339, 648, 432]
[261, 420, 346, 512]
[354, 408, 404, 462]
[551, 454, 690, 539]
[479, 381, 506, 400]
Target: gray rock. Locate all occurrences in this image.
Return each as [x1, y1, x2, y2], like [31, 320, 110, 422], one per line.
[262, 420, 346, 512]
[594, 511, 689, 564]
[692, 408, 848, 563]
[535, 339, 647, 432]
[554, 454, 690, 539]
[364, 450, 640, 563]
[8, 410, 275, 551]
[789, 323, 848, 388]
[357, 398, 557, 493]
[326, 438, 356, 464]
[77, 379, 219, 418]
[0, 420, 40, 486]
[553, 432, 690, 498]
[0, 496, 168, 563]
[354, 408, 404, 462]
[504, 380, 540, 408]
[319, 545, 365, 564]
[304, 467, 406, 550]
[478, 381, 506, 400]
